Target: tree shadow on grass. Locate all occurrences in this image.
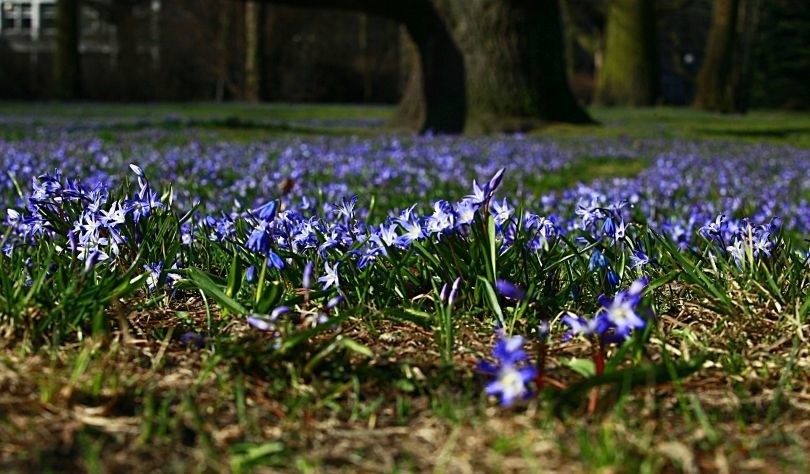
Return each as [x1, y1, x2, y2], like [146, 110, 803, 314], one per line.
[694, 126, 810, 140]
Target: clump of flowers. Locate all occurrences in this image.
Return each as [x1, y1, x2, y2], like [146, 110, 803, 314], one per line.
[480, 278, 651, 409]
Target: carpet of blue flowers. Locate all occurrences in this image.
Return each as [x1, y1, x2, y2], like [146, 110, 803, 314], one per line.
[1, 114, 809, 471]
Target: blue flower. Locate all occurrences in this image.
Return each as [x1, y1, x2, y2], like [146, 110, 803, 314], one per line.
[562, 312, 604, 340]
[253, 200, 278, 221]
[606, 267, 620, 289]
[144, 261, 163, 291]
[245, 265, 257, 283]
[336, 195, 359, 221]
[589, 250, 607, 271]
[630, 249, 651, 269]
[495, 279, 526, 301]
[302, 260, 314, 289]
[246, 221, 272, 254]
[318, 261, 340, 290]
[395, 218, 424, 248]
[266, 250, 285, 270]
[491, 198, 513, 227]
[477, 330, 537, 407]
[596, 279, 647, 339]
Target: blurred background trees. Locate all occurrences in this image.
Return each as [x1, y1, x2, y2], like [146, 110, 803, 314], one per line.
[0, 0, 807, 129]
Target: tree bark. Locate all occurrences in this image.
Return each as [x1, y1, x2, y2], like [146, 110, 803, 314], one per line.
[595, 0, 659, 106]
[249, 0, 591, 132]
[693, 0, 757, 113]
[54, 0, 82, 99]
[113, 4, 138, 91]
[245, 1, 264, 102]
[433, 0, 592, 129]
[252, 0, 465, 133]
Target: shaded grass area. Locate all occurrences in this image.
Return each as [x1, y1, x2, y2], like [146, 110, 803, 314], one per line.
[0, 102, 392, 122]
[0, 102, 390, 142]
[2, 102, 809, 147]
[544, 107, 810, 148]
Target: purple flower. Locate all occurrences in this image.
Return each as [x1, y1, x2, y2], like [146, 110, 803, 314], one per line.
[245, 265, 257, 283]
[589, 250, 607, 271]
[144, 261, 163, 291]
[326, 295, 344, 309]
[247, 314, 274, 331]
[302, 260, 314, 289]
[440, 276, 462, 304]
[495, 279, 526, 301]
[477, 329, 537, 407]
[562, 312, 604, 340]
[596, 279, 647, 339]
[179, 332, 205, 349]
[630, 249, 651, 269]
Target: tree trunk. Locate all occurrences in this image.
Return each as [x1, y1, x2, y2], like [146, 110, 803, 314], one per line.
[435, 0, 592, 129]
[54, 0, 82, 99]
[694, 0, 757, 113]
[113, 5, 139, 95]
[244, 1, 264, 101]
[397, 1, 466, 132]
[251, 0, 590, 132]
[216, 4, 233, 101]
[595, 0, 659, 106]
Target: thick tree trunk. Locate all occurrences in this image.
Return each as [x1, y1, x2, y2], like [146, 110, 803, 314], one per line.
[693, 0, 757, 113]
[54, 0, 82, 99]
[251, 0, 590, 132]
[396, 0, 593, 130]
[436, 0, 592, 129]
[595, 0, 659, 106]
[398, 1, 466, 132]
[254, 0, 465, 133]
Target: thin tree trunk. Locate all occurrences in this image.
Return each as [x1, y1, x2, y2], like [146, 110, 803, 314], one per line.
[54, 0, 82, 99]
[358, 13, 372, 102]
[114, 6, 138, 95]
[595, 0, 659, 106]
[216, 4, 232, 101]
[245, 1, 261, 101]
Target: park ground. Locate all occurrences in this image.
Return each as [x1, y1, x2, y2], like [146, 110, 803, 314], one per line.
[0, 103, 809, 473]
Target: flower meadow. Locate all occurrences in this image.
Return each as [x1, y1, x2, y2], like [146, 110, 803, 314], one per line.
[1, 122, 809, 470]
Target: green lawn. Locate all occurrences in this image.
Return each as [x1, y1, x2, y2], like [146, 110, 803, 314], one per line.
[2, 102, 809, 146]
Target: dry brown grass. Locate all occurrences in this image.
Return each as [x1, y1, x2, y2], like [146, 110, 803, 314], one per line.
[1, 291, 808, 473]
